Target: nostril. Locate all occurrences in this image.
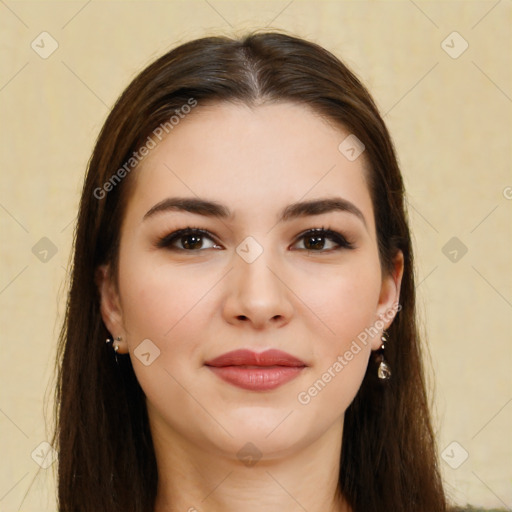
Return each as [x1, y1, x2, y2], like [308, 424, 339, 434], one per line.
[237, 315, 248, 321]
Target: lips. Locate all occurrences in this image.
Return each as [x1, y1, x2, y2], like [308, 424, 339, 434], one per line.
[204, 349, 307, 391]
[204, 349, 307, 368]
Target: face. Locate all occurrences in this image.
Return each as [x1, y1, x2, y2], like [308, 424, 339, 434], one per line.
[98, 101, 403, 462]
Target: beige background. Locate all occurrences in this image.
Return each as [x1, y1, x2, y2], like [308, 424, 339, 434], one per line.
[1, 1, 511, 510]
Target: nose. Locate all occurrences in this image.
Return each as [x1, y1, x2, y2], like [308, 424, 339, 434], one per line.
[221, 251, 294, 330]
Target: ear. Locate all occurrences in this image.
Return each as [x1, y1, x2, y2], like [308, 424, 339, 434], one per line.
[372, 250, 404, 350]
[95, 264, 127, 352]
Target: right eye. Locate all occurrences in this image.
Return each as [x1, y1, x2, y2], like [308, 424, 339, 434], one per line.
[156, 227, 223, 251]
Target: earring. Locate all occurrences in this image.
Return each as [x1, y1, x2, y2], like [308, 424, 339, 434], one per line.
[376, 330, 392, 380]
[105, 336, 122, 363]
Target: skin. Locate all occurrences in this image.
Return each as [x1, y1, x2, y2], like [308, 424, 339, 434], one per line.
[97, 101, 404, 512]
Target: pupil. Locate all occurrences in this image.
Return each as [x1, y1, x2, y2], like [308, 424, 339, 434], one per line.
[183, 234, 202, 250]
[306, 235, 325, 250]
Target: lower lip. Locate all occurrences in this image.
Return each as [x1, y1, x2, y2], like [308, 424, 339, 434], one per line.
[206, 365, 305, 391]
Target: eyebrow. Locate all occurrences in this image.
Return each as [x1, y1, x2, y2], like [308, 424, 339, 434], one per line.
[143, 196, 367, 228]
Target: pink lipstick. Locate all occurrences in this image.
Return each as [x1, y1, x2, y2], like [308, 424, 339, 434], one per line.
[204, 349, 307, 391]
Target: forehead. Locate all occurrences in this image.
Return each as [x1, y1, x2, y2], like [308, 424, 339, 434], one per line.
[125, 101, 374, 229]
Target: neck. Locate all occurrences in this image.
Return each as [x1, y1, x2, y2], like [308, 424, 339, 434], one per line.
[152, 417, 351, 512]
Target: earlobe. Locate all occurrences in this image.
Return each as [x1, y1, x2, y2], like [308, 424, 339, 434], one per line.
[95, 264, 124, 339]
[373, 250, 404, 349]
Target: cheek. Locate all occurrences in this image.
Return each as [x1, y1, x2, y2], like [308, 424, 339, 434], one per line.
[118, 254, 216, 342]
[295, 269, 380, 422]
[117, 258, 216, 416]
[298, 255, 383, 355]
[291, 254, 382, 411]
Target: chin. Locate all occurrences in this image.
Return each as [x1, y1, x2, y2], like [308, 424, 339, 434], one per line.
[210, 412, 315, 455]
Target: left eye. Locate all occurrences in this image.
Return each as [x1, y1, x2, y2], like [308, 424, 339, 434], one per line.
[291, 229, 354, 252]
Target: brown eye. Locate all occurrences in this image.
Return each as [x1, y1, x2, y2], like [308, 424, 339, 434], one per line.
[303, 234, 327, 250]
[181, 233, 205, 250]
[292, 228, 354, 252]
[157, 228, 221, 251]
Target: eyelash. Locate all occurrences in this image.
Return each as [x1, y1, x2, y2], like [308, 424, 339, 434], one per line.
[156, 226, 355, 252]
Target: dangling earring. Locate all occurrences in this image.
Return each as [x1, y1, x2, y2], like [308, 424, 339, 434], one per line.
[376, 330, 392, 380]
[106, 336, 122, 364]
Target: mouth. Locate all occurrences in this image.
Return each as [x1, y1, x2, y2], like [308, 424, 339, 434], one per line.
[204, 349, 307, 391]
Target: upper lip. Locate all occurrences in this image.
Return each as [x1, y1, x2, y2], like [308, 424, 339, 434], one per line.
[204, 349, 307, 367]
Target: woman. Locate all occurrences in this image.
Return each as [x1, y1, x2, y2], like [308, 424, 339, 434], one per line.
[53, 31, 449, 511]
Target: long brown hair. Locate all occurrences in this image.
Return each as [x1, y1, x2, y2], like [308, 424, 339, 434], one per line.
[52, 30, 447, 511]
